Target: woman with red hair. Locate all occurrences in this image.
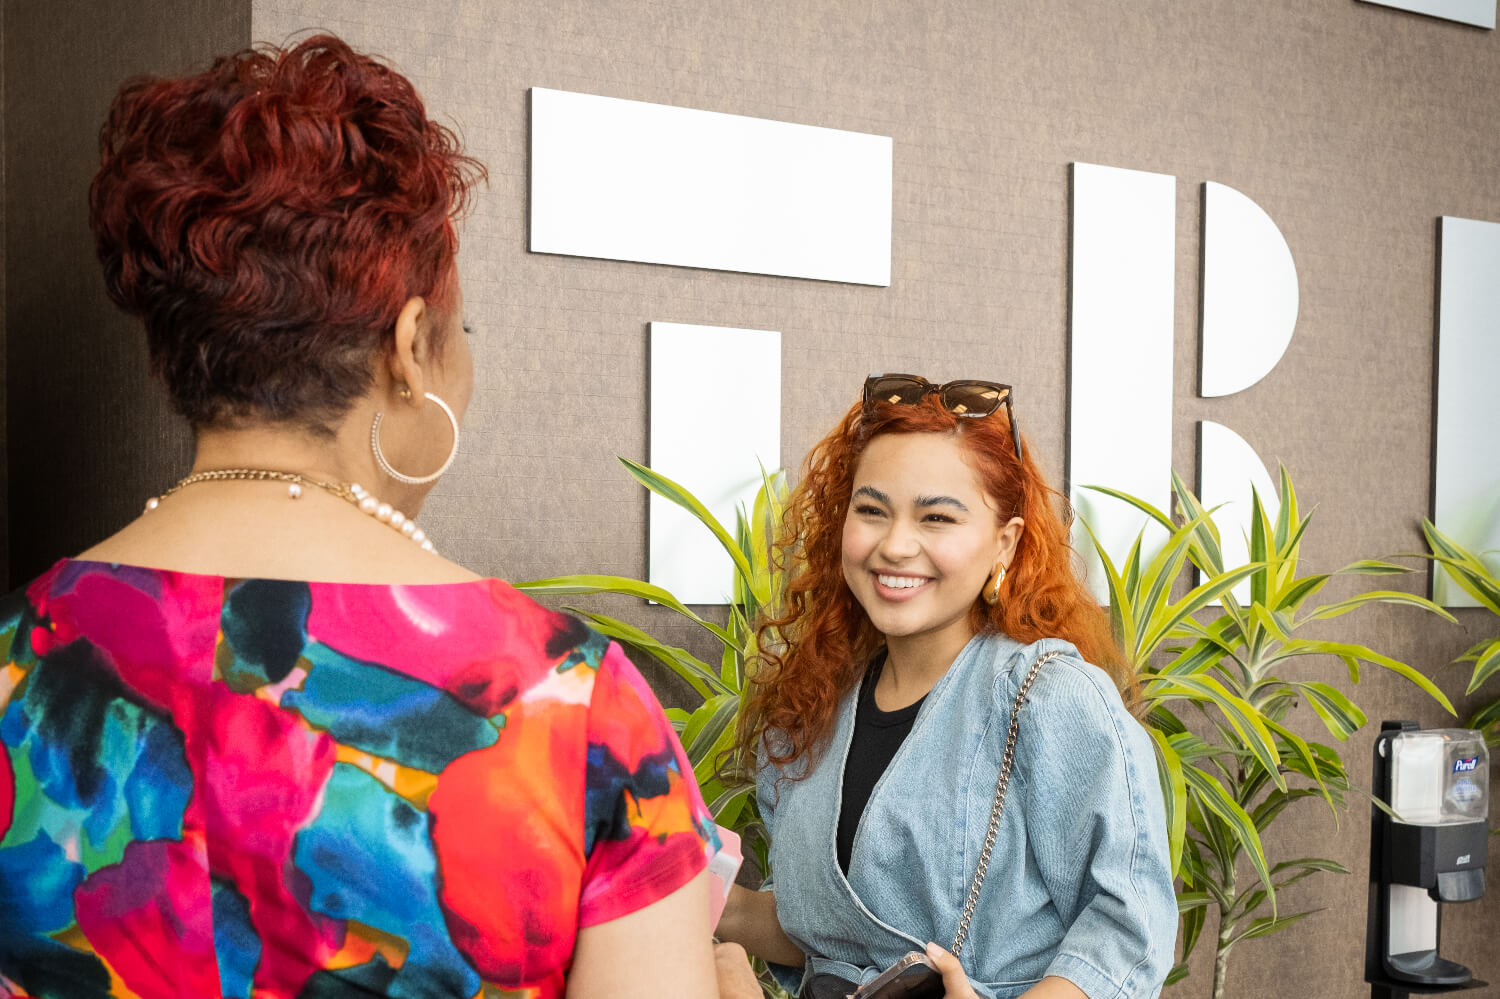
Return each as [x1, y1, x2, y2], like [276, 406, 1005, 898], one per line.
[717, 376, 1176, 998]
[0, 35, 756, 999]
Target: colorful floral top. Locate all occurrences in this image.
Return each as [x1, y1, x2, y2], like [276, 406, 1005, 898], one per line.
[0, 559, 716, 998]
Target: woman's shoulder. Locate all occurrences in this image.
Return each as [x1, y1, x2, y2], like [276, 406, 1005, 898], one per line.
[982, 634, 1131, 727]
[13, 558, 613, 713]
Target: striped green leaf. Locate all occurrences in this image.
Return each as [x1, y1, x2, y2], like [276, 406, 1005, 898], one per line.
[619, 456, 757, 595]
[518, 573, 735, 645]
[1137, 564, 1262, 659]
[1148, 727, 1187, 877]
[1229, 909, 1320, 946]
[1183, 765, 1275, 908]
[1423, 519, 1500, 613]
[567, 608, 729, 697]
[1262, 715, 1332, 812]
[685, 694, 740, 782]
[1302, 590, 1456, 625]
[1468, 639, 1500, 694]
[707, 783, 754, 828]
[1341, 559, 1412, 575]
[1146, 674, 1284, 789]
[1292, 681, 1367, 742]
[1277, 639, 1455, 715]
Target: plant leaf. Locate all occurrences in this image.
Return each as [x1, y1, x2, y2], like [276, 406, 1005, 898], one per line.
[1276, 639, 1455, 715]
[1261, 715, 1334, 813]
[1144, 674, 1284, 790]
[1301, 590, 1457, 625]
[619, 456, 757, 597]
[1340, 559, 1412, 575]
[1292, 681, 1368, 742]
[1077, 514, 1139, 660]
[1137, 564, 1262, 659]
[685, 695, 741, 783]
[1183, 765, 1276, 909]
[1181, 901, 1208, 967]
[1271, 573, 1329, 615]
[1228, 909, 1321, 946]
[1269, 857, 1349, 877]
[566, 609, 730, 697]
[1422, 519, 1500, 613]
[707, 783, 754, 828]
[1466, 639, 1500, 695]
[518, 574, 735, 645]
[1147, 727, 1187, 877]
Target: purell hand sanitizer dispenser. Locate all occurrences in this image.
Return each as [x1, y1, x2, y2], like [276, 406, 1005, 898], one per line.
[1365, 721, 1489, 998]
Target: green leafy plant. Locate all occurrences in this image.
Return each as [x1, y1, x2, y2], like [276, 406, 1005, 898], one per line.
[1081, 468, 1456, 998]
[515, 458, 792, 996]
[1422, 519, 1500, 747]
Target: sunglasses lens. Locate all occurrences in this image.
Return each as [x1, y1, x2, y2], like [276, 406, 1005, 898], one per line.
[941, 382, 1007, 417]
[866, 376, 928, 406]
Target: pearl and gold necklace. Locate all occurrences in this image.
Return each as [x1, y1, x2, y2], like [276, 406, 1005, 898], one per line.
[145, 468, 436, 552]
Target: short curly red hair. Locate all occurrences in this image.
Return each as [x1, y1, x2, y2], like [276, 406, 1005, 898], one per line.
[740, 393, 1132, 774]
[89, 34, 486, 431]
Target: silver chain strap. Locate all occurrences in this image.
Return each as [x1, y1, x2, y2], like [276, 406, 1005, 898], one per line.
[949, 650, 1060, 959]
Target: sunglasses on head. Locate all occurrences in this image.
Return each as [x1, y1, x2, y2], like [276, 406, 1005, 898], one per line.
[862, 373, 1023, 461]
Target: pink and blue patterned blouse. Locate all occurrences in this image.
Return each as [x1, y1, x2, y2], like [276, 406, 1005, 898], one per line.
[0, 559, 716, 998]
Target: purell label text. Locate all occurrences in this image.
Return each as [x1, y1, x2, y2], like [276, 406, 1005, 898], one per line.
[1453, 757, 1479, 773]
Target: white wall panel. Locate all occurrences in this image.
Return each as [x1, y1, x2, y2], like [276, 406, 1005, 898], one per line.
[531, 88, 892, 285]
[648, 323, 781, 605]
[1434, 217, 1500, 607]
[1359, 0, 1495, 28]
[1201, 182, 1299, 398]
[1199, 421, 1279, 604]
[1068, 163, 1177, 602]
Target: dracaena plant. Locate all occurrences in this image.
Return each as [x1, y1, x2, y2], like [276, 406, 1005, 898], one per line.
[1080, 468, 1456, 999]
[516, 457, 787, 872]
[514, 458, 793, 998]
[1421, 519, 1500, 748]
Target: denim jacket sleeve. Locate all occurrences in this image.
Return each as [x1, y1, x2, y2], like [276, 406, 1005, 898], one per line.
[1015, 654, 1177, 999]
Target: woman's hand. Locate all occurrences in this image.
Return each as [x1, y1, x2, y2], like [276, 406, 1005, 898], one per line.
[924, 943, 979, 999]
[714, 941, 763, 999]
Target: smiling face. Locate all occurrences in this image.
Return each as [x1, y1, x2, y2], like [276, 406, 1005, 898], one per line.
[841, 432, 1023, 660]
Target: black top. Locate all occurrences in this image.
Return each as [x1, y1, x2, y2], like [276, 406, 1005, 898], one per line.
[837, 651, 928, 874]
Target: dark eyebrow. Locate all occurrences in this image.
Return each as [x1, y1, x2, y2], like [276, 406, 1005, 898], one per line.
[915, 495, 970, 513]
[852, 486, 891, 505]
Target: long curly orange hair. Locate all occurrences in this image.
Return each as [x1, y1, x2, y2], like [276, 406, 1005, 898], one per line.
[739, 392, 1132, 775]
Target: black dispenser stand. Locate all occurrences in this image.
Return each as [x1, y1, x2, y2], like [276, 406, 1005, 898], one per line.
[1365, 721, 1487, 999]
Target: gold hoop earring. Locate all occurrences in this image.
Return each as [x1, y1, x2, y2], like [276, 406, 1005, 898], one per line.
[983, 563, 1007, 606]
[371, 392, 460, 485]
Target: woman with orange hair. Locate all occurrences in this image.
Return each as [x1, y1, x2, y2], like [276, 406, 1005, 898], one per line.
[716, 375, 1176, 999]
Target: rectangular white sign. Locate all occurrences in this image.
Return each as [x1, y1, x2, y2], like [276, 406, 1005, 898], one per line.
[648, 322, 781, 605]
[1068, 163, 1178, 603]
[1359, 0, 1495, 29]
[531, 88, 892, 286]
[1434, 217, 1500, 607]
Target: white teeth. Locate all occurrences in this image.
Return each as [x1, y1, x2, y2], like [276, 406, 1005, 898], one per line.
[877, 574, 926, 589]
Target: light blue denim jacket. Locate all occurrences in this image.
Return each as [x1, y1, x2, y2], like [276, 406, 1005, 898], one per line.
[757, 633, 1176, 999]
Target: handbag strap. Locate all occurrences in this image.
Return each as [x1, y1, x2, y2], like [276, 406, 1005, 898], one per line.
[949, 650, 1061, 959]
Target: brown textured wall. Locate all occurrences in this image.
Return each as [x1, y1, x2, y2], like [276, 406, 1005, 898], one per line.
[248, 3, 1499, 995]
[2, 0, 246, 585]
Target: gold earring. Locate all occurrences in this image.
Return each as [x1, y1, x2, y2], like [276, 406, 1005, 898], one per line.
[983, 563, 1007, 605]
[397, 385, 413, 401]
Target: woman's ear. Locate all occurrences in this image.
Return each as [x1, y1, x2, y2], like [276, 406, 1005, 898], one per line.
[996, 516, 1025, 566]
[387, 296, 429, 402]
